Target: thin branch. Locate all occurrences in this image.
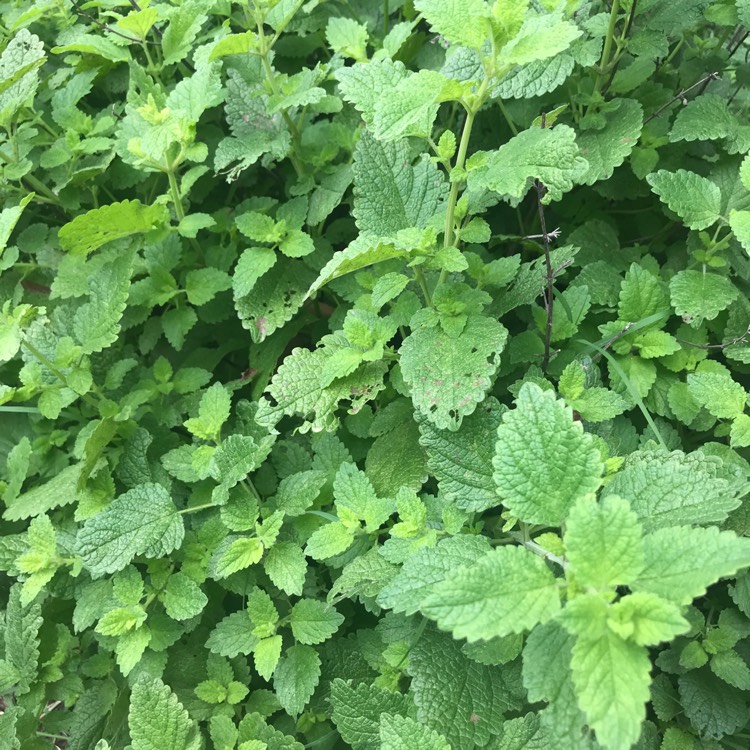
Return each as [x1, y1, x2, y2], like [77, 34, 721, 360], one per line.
[591, 321, 634, 362]
[73, 6, 160, 45]
[535, 179, 554, 373]
[677, 325, 750, 351]
[643, 72, 720, 125]
[728, 29, 749, 59]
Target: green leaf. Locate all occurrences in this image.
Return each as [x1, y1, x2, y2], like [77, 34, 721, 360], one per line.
[289, 599, 344, 645]
[75, 483, 184, 577]
[498, 15, 582, 67]
[4, 584, 42, 694]
[184, 382, 231, 441]
[470, 125, 588, 203]
[262, 543, 307, 598]
[304, 522, 356, 560]
[380, 714, 451, 750]
[678, 668, 748, 740]
[646, 169, 722, 230]
[209, 436, 263, 489]
[494, 54, 575, 100]
[669, 93, 738, 144]
[576, 99, 643, 186]
[330, 679, 413, 750]
[602, 449, 740, 530]
[129, 678, 200, 750]
[631, 526, 750, 604]
[421, 545, 560, 641]
[185, 267, 231, 306]
[373, 70, 460, 141]
[618, 262, 670, 322]
[687, 367, 747, 419]
[161, 0, 210, 65]
[400, 315, 508, 430]
[413, 0, 490, 50]
[213, 537, 264, 579]
[353, 130, 447, 237]
[73, 251, 134, 354]
[307, 236, 408, 296]
[334, 58, 407, 124]
[377, 535, 491, 615]
[710, 649, 750, 690]
[564, 495, 644, 591]
[273, 644, 321, 717]
[233, 246, 277, 298]
[570, 629, 651, 750]
[418, 397, 504, 512]
[256, 345, 387, 433]
[207, 612, 258, 658]
[0, 194, 33, 256]
[493, 383, 604, 525]
[334, 461, 393, 531]
[729, 209, 750, 253]
[162, 572, 207, 621]
[669, 270, 738, 326]
[0, 30, 46, 127]
[407, 629, 512, 747]
[4, 462, 81, 521]
[254, 635, 283, 681]
[58, 200, 168, 256]
[607, 592, 689, 646]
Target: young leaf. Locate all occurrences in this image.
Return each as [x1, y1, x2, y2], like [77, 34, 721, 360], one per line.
[669, 270, 738, 326]
[380, 713, 451, 750]
[493, 383, 604, 525]
[273, 644, 321, 717]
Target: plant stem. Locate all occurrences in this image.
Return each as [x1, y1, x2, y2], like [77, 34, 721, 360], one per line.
[510, 534, 568, 569]
[438, 76, 490, 287]
[179, 501, 220, 515]
[535, 180, 554, 373]
[413, 267, 433, 307]
[21, 339, 100, 409]
[167, 168, 185, 222]
[586, 0, 621, 115]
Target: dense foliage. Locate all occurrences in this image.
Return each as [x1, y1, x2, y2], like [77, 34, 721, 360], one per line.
[3, 0, 750, 748]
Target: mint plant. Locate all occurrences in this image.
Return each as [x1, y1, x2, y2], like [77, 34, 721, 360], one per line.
[3, 1, 750, 748]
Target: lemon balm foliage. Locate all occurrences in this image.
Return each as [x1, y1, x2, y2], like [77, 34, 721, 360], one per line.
[4, 2, 750, 750]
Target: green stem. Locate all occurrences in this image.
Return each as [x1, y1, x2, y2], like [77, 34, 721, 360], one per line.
[257, 23, 305, 177]
[21, 339, 100, 408]
[413, 267, 433, 307]
[437, 75, 490, 286]
[167, 169, 185, 222]
[587, 0, 621, 115]
[179, 501, 220, 515]
[242, 478, 262, 503]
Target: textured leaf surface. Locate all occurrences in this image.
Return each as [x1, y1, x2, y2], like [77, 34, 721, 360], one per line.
[631, 526, 750, 604]
[570, 630, 651, 750]
[647, 170, 722, 230]
[353, 131, 446, 237]
[413, 0, 489, 50]
[75, 483, 184, 577]
[602, 450, 739, 530]
[273, 644, 321, 716]
[576, 99, 643, 185]
[669, 270, 738, 326]
[564, 495, 644, 590]
[418, 397, 504, 512]
[470, 125, 588, 203]
[669, 94, 737, 143]
[256, 346, 387, 432]
[129, 678, 199, 750]
[58, 200, 167, 256]
[330, 680, 413, 750]
[407, 629, 515, 747]
[379, 713, 450, 750]
[493, 383, 604, 525]
[400, 315, 508, 430]
[421, 546, 561, 641]
[377, 535, 491, 615]
[498, 15, 581, 67]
